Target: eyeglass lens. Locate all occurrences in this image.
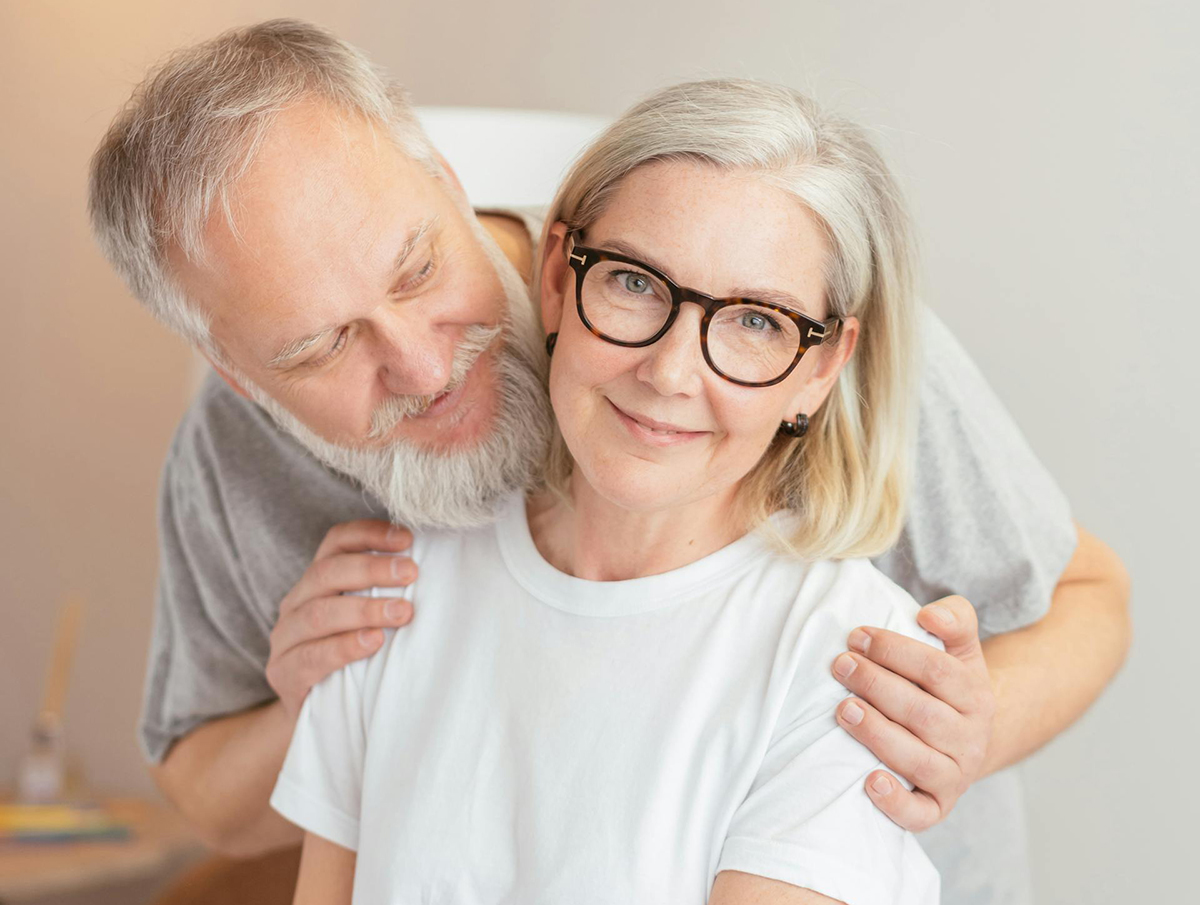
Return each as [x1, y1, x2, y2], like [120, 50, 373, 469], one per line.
[581, 260, 802, 385]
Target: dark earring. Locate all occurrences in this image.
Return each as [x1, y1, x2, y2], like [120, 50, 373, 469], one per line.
[545, 332, 558, 357]
[779, 413, 809, 438]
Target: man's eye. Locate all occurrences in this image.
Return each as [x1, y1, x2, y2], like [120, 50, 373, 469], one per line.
[309, 328, 349, 367]
[401, 257, 435, 292]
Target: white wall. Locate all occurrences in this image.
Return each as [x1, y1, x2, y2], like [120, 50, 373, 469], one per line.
[2, 1, 1194, 901]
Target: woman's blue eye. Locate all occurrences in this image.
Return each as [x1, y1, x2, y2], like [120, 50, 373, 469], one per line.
[617, 271, 652, 294]
[740, 312, 777, 331]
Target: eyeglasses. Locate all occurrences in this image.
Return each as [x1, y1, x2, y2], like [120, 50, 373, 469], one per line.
[564, 231, 842, 387]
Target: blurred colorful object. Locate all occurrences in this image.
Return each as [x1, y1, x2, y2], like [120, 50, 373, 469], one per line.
[0, 802, 131, 844]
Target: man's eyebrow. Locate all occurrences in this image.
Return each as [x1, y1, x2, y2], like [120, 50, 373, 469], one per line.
[267, 328, 337, 370]
[389, 215, 439, 282]
[597, 237, 811, 314]
[265, 216, 441, 370]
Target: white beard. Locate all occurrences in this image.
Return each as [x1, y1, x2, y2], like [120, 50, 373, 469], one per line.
[241, 218, 551, 530]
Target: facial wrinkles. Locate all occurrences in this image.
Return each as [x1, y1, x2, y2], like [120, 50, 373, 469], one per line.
[234, 211, 553, 531]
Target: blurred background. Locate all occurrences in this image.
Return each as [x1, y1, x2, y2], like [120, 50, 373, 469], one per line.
[1, 0, 1195, 902]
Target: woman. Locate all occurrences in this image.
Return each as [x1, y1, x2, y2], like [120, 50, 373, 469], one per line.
[271, 79, 939, 904]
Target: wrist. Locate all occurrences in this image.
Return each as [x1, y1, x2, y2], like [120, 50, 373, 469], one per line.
[979, 667, 1010, 777]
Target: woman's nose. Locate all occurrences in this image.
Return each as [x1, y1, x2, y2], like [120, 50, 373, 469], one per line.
[635, 305, 706, 398]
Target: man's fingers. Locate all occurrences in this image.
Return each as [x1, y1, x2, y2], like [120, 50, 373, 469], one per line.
[313, 519, 413, 561]
[271, 594, 413, 656]
[835, 696, 959, 797]
[863, 771, 943, 833]
[267, 628, 386, 715]
[840, 629, 980, 714]
[832, 651, 969, 750]
[915, 595, 983, 662]
[284, 552, 418, 612]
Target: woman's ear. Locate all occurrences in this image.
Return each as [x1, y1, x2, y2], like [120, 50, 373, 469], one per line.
[784, 315, 860, 420]
[539, 221, 572, 339]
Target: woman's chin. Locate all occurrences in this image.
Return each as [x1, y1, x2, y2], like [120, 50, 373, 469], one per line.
[575, 459, 698, 515]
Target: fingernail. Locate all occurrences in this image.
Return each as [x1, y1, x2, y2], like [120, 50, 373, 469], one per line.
[390, 557, 408, 581]
[384, 600, 406, 620]
[840, 701, 864, 725]
[848, 629, 870, 653]
[924, 604, 953, 627]
[387, 525, 411, 548]
[833, 654, 858, 679]
[358, 628, 382, 649]
[871, 774, 893, 795]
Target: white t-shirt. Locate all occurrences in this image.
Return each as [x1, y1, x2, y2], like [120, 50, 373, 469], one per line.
[271, 493, 941, 904]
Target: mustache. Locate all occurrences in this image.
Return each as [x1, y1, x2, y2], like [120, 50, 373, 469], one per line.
[366, 323, 502, 440]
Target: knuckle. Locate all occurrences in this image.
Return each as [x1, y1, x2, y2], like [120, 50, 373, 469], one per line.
[907, 700, 938, 734]
[306, 600, 332, 635]
[911, 752, 940, 787]
[856, 667, 880, 699]
[311, 555, 336, 588]
[299, 642, 325, 678]
[921, 653, 953, 687]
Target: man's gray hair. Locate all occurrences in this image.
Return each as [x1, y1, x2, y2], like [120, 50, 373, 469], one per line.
[88, 18, 439, 350]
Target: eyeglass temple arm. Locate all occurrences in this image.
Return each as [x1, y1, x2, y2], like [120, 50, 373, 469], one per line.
[805, 317, 844, 345]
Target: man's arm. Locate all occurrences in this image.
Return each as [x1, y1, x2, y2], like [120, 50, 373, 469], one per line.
[979, 522, 1131, 773]
[151, 700, 301, 855]
[831, 521, 1131, 830]
[150, 520, 416, 857]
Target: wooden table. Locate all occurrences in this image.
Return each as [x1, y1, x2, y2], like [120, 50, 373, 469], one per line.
[0, 798, 204, 903]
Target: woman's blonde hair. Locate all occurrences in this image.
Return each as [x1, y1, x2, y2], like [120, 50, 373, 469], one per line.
[536, 79, 920, 560]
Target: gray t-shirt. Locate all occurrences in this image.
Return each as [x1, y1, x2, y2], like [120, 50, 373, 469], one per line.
[140, 309, 1075, 905]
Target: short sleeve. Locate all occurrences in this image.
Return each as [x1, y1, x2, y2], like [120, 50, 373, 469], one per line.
[270, 659, 369, 851]
[716, 566, 941, 905]
[137, 455, 275, 762]
[873, 310, 1078, 638]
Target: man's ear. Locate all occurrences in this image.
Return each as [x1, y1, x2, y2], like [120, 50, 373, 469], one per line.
[539, 221, 572, 338]
[202, 352, 253, 401]
[784, 315, 860, 420]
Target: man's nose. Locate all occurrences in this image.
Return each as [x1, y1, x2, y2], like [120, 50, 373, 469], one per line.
[374, 320, 456, 397]
[636, 306, 706, 398]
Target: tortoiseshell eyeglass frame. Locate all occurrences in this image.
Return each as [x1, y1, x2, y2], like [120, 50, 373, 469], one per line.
[564, 230, 843, 388]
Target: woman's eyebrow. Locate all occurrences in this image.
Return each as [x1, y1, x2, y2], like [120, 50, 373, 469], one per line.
[597, 236, 809, 313]
[727, 286, 809, 313]
[597, 237, 674, 277]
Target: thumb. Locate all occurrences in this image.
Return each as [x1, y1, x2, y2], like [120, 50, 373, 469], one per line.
[917, 595, 984, 662]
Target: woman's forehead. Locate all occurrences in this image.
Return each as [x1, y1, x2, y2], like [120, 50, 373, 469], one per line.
[586, 161, 830, 315]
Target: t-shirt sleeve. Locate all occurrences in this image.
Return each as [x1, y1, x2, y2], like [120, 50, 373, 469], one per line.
[716, 564, 941, 905]
[872, 310, 1078, 638]
[270, 658, 369, 851]
[137, 449, 276, 763]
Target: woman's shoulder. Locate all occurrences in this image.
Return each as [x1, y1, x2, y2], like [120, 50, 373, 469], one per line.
[778, 556, 941, 651]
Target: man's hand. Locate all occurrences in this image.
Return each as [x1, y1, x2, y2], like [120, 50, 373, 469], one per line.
[829, 595, 995, 832]
[266, 519, 417, 720]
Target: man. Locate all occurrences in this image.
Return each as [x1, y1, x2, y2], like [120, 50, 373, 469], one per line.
[89, 19, 1130, 904]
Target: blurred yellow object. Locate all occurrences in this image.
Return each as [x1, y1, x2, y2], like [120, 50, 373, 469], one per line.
[0, 802, 128, 843]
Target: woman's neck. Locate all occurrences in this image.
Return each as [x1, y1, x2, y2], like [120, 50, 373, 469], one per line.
[527, 475, 749, 581]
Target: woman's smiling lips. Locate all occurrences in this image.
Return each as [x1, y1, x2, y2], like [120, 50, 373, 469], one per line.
[606, 398, 710, 447]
